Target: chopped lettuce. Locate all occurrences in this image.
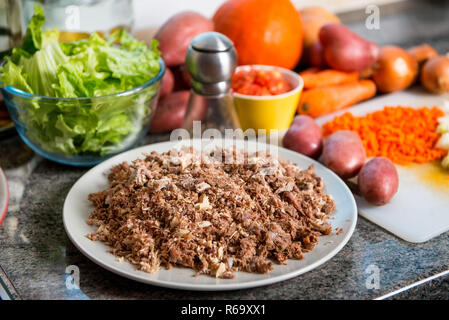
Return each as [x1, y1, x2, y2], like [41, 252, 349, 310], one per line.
[436, 115, 449, 169]
[437, 116, 449, 135]
[0, 4, 161, 156]
[20, 3, 46, 55]
[436, 132, 449, 151]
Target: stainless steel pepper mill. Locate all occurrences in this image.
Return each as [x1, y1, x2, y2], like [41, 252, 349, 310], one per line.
[183, 32, 241, 132]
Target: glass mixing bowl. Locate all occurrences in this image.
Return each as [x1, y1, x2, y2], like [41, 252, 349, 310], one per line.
[1, 58, 165, 166]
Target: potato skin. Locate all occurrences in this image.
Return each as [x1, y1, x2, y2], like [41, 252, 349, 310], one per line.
[159, 68, 174, 98]
[155, 11, 213, 67]
[322, 130, 366, 179]
[319, 23, 379, 72]
[283, 115, 322, 159]
[309, 41, 327, 69]
[358, 157, 399, 206]
[150, 91, 190, 133]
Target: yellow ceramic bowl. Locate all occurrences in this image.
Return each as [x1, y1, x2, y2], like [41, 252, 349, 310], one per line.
[233, 65, 303, 133]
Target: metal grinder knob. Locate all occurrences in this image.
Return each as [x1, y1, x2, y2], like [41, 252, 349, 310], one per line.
[185, 32, 237, 95]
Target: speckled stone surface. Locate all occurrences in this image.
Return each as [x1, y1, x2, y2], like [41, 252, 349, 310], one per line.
[1, 131, 448, 300]
[1, 0, 449, 300]
[389, 275, 449, 300]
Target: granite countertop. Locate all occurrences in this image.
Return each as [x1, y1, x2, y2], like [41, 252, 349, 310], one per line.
[1, 0, 449, 300]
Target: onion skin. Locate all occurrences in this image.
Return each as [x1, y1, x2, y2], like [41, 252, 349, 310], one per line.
[420, 56, 449, 94]
[300, 6, 341, 49]
[408, 44, 438, 68]
[372, 46, 418, 93]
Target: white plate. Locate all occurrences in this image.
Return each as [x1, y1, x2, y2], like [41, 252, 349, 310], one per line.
[63, 139, 357, 291]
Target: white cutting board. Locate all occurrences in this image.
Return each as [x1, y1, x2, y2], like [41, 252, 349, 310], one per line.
[315, 87, 449, 243]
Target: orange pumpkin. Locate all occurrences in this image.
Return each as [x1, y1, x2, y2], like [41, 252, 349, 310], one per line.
[213, 0, 303, 69]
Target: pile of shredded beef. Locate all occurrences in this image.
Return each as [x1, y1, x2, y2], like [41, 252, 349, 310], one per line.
[87, 147, 336, 279]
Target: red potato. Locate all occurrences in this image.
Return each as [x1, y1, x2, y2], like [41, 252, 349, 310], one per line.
[282, 115, 322, 159]
[321, 130, 366, 179]
[159, 68, 174, 98]
[179, 64, 192, 88]
[309, 41, 327, 69]
[150, 91, 190, 133]
[358, 157, 399, 206]
[319, 23, 380, 72]
[155, 11, 213, 67]
[171, 65, 192, 90]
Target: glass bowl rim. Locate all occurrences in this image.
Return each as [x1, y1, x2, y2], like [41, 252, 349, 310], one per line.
[0, 57, 165, 101]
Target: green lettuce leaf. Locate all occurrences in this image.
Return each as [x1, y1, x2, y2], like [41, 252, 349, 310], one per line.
[0, 61, 34, 93]
[21, 4, 45, 55]
[0, 4, 161, 156]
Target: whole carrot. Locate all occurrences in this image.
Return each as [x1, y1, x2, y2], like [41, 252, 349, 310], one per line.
[298, 80, 376, 118]
[299, 67, 320, 76]
[300, 68, 359, 89]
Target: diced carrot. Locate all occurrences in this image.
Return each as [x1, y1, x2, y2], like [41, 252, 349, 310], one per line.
[322, 106, 447, 164]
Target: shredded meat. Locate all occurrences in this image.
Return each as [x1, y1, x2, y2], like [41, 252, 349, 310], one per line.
[87, 147, 336, 279]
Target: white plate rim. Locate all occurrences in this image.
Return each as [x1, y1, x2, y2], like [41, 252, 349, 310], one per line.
[63, 139, 357, 291]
